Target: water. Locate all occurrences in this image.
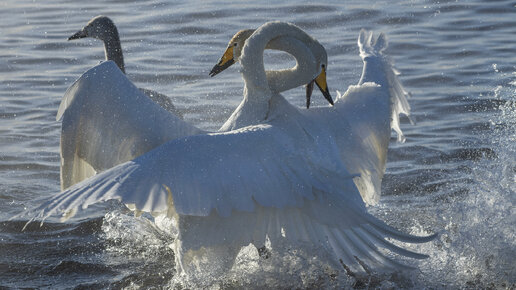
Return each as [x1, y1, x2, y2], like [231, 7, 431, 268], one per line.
[1, 0, 514, 288]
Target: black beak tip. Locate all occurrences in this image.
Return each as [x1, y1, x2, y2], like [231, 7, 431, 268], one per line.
[325, 92, 334, 106]
[327, 94, 334, 106]
[314, 81, 334, 106]
[68, 31, 86, 41]
[305, 81, 314, 109]
[209, 59, 235, 77]
[209, 67, 219, 77]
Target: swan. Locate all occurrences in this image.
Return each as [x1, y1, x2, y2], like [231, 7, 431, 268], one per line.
[209, 29, 334, 110]
[58, 25, 331, 191]
[23, 22, 435, 277]
[212, 26, 412, 206]
[210, 27, 334, 131]
[68, 15, 180, 115]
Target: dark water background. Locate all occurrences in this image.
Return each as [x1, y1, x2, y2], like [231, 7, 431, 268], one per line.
[0, 0, 514, 288]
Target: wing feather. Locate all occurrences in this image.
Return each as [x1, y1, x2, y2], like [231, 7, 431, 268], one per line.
[58, 61, 204, 190]
[30, 121, 354, 222]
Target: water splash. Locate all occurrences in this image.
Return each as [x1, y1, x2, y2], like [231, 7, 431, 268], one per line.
[408, 74, 516, 288]
[98, 211, 177, 288]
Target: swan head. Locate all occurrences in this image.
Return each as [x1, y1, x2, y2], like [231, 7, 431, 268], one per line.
[210, 28, 333, 108]
[209, 29, 255, 77]
[68, 16, 119, 42]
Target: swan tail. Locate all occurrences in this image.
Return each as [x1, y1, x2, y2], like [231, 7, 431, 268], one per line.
[358, 30, 413, 142]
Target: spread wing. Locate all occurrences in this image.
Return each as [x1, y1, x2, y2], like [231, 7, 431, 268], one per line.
[36, 122, 361, 219]
[58, 61, 204, 190]
[327, 30, 412, 206]
[27, 119, 434, 272]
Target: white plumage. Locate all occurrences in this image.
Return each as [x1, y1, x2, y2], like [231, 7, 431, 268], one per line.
[67, 16, 181, 126]
[58, 61, 203, 190]
[60, 20, 329, 191]
[24, 21, 435, 276]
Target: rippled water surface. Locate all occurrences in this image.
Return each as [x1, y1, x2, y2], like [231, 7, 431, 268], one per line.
[1, 0, 515, 288]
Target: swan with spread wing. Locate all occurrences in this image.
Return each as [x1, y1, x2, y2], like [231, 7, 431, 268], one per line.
[212, 25, 413, 206]
[59, 20, 331, 191]
[24, 21, 434, 276]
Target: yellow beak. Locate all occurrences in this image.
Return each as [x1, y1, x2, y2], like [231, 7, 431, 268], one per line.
[209, 45, 236, 77]
[306, 67, 333, 108]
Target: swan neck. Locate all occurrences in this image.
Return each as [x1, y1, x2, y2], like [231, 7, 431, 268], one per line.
[224, 22, 320, 130]
[240, 23, 319, 96]
[265, 37, 316, 93]
[240, 22, 316, 94]
[103, 32, 125, 74]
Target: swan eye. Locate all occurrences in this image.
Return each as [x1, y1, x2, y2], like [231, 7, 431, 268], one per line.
[233, 43, 238, 47]
[321, 64, 326, 69]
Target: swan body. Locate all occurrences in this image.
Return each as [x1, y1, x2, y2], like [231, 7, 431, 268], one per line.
[57, 61, 203, 190]
[214, 26, 410, 206]
[26, 22, 434, 276]
[59, 24, 331, 190]
[68, 15, 179, 114]
[61, 15, 188, 189]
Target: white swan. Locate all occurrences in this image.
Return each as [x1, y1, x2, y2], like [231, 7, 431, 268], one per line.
[209, 29, 334, 110]
[209, 27, 334, 132]
[212, 26, 412, 206]
[25, 22, 435, 276]
[58, 25, 331, 190]
[68, 15, 180, 115]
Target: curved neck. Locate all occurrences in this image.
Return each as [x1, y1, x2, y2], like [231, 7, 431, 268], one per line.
[265, 36, 317, 93]
[240, 22, 318, 98]
[220, 22, 320, 132]
[102, 29, 125, 73]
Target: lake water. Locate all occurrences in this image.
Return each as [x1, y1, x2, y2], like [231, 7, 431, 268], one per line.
[0, 0, 514, 288]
